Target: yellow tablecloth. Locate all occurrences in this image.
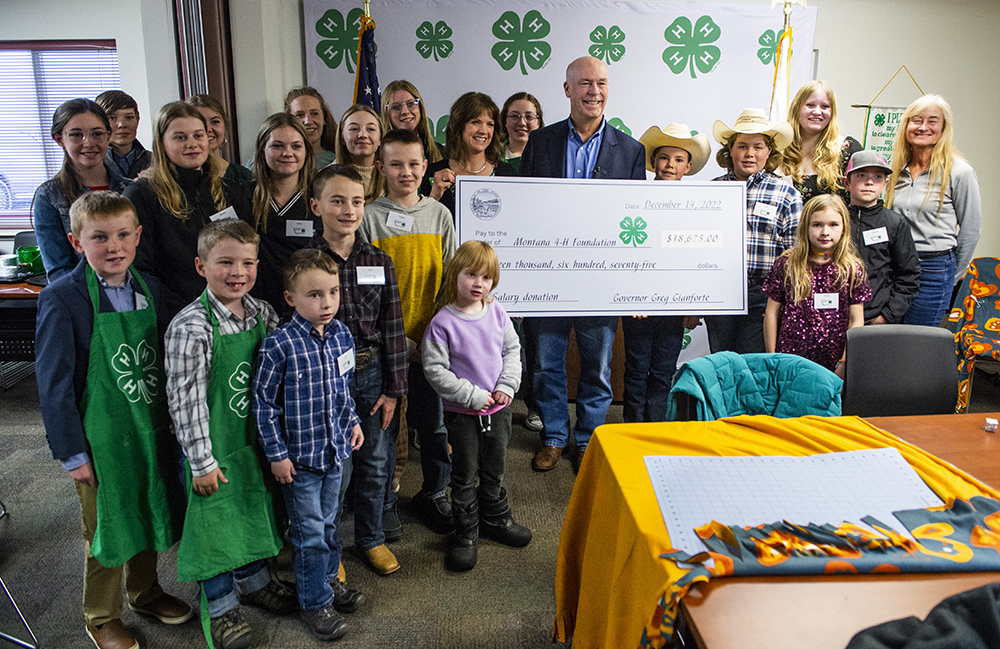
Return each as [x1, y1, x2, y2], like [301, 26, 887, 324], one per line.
[553, 415, 1000, 649]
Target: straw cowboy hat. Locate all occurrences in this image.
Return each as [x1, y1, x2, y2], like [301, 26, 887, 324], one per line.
[712, 108, 793, 151]
[638, 123, 712, 175]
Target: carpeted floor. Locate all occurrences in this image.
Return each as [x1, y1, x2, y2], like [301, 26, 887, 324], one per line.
[0, 371, 583, 648]
[5, 365, 1000, 648]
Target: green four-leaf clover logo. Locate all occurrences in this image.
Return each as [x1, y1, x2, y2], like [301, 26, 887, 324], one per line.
[316, 8, 363, 72]
[756, 28, 787, 66]
[429, 115, 449, 145]
[619, 216, 648, 247]
[492, 10, 551, 75]
[589, 25, 625, 64]
[662, 15, 721, 79]
[112, 341, 161, 405]
[416, 20, 453, 61]
[874, 113, 886, 127]
[228, 361, 253, 418]
[608, 117, 631, 137]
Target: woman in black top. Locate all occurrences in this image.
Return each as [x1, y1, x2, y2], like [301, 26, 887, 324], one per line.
[419, 92, 518, 220]
[247, 113, 318, 319]
[125, 102, 251, 316]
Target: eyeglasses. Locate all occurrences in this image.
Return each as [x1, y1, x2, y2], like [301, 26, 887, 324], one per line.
[63, 129, 110, 143]
[506, 113, 538, 124]
[388, 99, 420, 112]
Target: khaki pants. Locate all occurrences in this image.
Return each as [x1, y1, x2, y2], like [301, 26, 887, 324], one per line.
[75, 481, 163, 626]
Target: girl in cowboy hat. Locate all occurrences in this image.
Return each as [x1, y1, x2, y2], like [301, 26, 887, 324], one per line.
[704, 108, 803, 354]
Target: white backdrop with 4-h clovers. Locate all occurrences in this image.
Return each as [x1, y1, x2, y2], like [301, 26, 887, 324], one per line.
[305, 0, 817, 181]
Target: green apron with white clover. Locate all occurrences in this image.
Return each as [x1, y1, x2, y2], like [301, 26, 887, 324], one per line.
[176, 291, 282, 583]
[80, 265, 180, 567]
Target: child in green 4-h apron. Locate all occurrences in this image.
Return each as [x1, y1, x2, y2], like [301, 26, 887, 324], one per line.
[36, 191, 193, 649]
[253, 248, 366, 642]
[164, 219, 296, 649]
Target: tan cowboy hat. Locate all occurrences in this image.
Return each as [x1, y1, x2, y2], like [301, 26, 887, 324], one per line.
[712, 108, 793, 151]
[638, 124, 712, 175]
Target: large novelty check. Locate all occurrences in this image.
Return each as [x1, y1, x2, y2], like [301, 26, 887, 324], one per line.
[455, 177, 748, 317]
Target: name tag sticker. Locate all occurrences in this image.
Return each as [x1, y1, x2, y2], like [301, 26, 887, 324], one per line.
[357, 266, 386, 285]
[386, 211, 414, 232]
[814, 293, 839, 310]
[752, 202, 777, 219]
[286, 220, 314, 238]
[337, 348, 356, 376]
[209, 206, 238, 222]
[135, 293, 149, 310]
[862, 227, 889, 246]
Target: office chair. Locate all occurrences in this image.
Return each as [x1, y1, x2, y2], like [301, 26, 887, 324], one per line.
[841, 324, 958, 417]
[947, 257, 1000, 412]
[11, 231, 36, 251]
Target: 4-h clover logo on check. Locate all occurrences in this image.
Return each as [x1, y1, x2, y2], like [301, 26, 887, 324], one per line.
[315, 8, 362, 72]
[662, 15, 721, 79]
[589, 25, 625, 64]
[228, 361, 253, 418]
[112, 341, 161, 405]
[619, 217, 648, 247]
[492, 10, 551, 75]
[416, 20, 453, 61]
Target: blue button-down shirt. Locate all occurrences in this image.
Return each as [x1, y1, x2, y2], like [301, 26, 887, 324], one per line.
[97, 271, 136, 313]
[565, 118, 606, 179]
[253, 311, 361, 472]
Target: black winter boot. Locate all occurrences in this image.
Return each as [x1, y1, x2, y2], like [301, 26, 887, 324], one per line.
[445, 502, 479, 572]
[479, 488, 532, 547]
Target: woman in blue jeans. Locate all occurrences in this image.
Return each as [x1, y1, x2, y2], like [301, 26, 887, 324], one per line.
[886, 95, 981, 326]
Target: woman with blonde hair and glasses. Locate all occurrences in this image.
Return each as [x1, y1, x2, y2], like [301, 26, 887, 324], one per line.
[886, 94, 981, 326]
[185, 94, 253, 185]
[284, 86, 338, 169]
[336, 104, 385, 203]
[380, 80, 444, 163]
[125, 102, 251, 316]
[782, 80, 861, 203]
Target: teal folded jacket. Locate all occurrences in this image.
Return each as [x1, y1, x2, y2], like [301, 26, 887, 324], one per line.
[666, 352, 843, 421]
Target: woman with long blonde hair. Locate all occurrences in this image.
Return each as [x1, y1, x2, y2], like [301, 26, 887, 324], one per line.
[125, 101, 251, 316]
[249, 113, 318, 318]
[335, 104, 385, 203]
[782, 80, 862, 203]
[763, 194, 870, 376]
[380, 80, 444, 163]
[185, 94, 253, 185]
[885, 94, 981, 326]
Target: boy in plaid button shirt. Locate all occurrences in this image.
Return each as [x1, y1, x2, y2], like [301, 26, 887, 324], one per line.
[252, 248, 365, 642]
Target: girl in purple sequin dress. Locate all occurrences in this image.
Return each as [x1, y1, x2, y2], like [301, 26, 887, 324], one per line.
[763, 194, 871, 376]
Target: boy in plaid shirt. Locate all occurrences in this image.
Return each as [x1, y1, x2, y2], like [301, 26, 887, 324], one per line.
[252, 248, 365, 642]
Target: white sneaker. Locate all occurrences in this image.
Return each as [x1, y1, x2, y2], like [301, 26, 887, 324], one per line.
[524, 411, 543, 432]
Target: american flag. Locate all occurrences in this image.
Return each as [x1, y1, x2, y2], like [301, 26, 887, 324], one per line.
[354, 14, 381, 112]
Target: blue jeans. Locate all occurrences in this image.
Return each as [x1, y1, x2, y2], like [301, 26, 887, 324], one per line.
[621, 316, 684, 422]
[281, 466, 344, 611]
[341, 358, 398, 550]
[200, 559, 269, 618]
[903, 249, 956, 327]
[706, 279, 768, 354]
[533, 316, 617, 451]
[407, 363, 451, 498]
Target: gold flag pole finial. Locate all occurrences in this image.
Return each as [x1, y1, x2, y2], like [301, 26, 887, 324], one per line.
[771, 0, 806, 31]
[362, 0, 371, 18]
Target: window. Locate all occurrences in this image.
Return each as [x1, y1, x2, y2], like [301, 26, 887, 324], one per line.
[0, 40, 121, 229]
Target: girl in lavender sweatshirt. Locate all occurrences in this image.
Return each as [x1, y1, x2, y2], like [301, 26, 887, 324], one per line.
[422, 241, 531, 571]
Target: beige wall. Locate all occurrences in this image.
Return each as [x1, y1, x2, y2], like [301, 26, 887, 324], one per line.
[229, 0, 999, 258]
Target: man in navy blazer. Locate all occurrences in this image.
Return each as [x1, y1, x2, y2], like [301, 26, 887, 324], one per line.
[520, 56, 646, 472]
